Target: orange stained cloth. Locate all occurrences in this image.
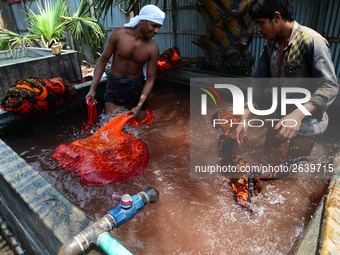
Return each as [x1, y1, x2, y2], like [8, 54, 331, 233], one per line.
[52, 108, 154, 185]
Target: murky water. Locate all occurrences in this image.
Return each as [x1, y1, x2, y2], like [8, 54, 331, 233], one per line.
[6, 81, 340, 254]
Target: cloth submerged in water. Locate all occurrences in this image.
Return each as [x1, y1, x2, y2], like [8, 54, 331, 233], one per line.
[104, 71, 147, 110]
[213, 109, 329, 212]
[0, 77, 76, 118]
[52, 107, 154, 185]
[213, 110, 261, 212]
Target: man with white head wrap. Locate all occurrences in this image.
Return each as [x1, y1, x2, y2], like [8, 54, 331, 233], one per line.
[86, 5, 165, 122]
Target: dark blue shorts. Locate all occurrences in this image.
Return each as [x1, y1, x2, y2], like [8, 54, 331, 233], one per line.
[104, 71, 147, 110]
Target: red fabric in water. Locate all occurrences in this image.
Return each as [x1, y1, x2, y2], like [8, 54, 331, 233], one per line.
[52, 109, 154, 185]
[82, 101, 98, 132]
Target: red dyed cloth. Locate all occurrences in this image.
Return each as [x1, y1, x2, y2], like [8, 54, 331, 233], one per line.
[0, 77, 76, 118]
[157, 47, 182, 73]
[52, 108, 154, 185]
[82, 100, 98, 132]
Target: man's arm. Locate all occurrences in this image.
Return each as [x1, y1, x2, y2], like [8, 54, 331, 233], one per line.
[276, 37, 338, 140]
[274, 103, 317, 140]
[307, 37, 339, 115]
[130, 44, 159, 118]
[85, 30, 119, 104]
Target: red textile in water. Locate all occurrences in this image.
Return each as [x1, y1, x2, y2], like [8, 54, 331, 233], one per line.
[82, 100, 98, 132]
[52, 109, 154, 185]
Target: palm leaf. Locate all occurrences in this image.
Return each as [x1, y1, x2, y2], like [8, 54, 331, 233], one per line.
[26, 0, 68, 47]
[0, 30, 40, 48]
[92, 0, 166, 19]
[63, 0, 104, 46]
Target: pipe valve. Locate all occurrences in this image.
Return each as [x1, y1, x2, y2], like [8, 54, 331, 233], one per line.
[58, 187, 159, 255]
[112, 194, 133, 209]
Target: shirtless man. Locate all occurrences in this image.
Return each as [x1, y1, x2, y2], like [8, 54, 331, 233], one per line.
[85, 5, 165, 122]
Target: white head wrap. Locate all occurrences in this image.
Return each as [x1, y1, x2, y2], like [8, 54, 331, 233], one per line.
[124, 5, 165, 28]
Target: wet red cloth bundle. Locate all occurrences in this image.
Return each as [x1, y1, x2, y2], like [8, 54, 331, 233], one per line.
[157, 46, 182, 73]
[0, 77, 76, 118]
[52, 108, 154, 185]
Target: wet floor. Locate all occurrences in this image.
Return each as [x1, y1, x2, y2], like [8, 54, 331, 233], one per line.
[6, 81, 340, 254]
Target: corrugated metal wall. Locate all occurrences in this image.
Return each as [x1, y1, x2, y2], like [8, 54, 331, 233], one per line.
[322, 0, 340, 78]
[4, 0, 340, 77]
[249, 0, 340, 77]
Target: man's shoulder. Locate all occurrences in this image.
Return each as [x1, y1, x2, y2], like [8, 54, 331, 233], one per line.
[295, 22, 326, 42]
[143, 38, 159, 54]
[112, 27, 128, 36]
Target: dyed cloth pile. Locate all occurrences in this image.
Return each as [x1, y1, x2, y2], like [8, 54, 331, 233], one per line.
[52, 107, 154, 185]
[0, 77, 77, 118]
[157, 47, 182, 74]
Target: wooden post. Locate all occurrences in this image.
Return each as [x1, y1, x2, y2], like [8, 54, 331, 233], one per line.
[171, 0, 177, 46]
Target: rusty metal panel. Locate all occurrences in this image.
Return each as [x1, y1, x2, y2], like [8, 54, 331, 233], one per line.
[161, 8, 173, 31]
[330, 43, 340, 78]
[9, 2, 29, 33]
[292, 0, 318, 28]
[176, 33, 205, 58]
[66, 0, 81, 15]
[101, 6, 128, 28]
[153, 33, 174, 53]
[249, 37, 266, 73]
[177, 7, 206, 33]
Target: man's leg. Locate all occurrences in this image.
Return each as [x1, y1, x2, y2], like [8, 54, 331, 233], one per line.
[264, 126, 286, 149]
[264, 126, 314, 162]
[136, 110, 147, 123]
[287, 136, 314, 162]
[105, 102, 118, 114]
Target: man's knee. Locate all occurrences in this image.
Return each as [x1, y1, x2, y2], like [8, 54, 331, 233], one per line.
[105, 102, 118, 114]
[136, 110, 146, 122]
[287, 136, 314, 162]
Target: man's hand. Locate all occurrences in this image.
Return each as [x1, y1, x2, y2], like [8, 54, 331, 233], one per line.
[274, 111, 304, 140]
[130, 105, 142, 119]
[235, 109, 252, 147]
[236, 120, 248, 147]
[85, 90, 97, 105]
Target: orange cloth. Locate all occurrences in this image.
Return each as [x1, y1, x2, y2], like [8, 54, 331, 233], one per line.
[52, 108, 154, 185]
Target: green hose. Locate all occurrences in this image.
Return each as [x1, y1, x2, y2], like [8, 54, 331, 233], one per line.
[97, 233, 133, 255]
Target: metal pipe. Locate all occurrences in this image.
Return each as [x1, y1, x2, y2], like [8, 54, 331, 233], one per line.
[58, 187, 159, 255]
[58, 214, 116, 255]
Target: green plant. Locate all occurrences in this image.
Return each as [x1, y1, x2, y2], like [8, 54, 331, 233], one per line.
[63, 0, 105, 47]
[26, 0, 68, 48]
[0, 38, 10, 51]
[92, 0, 166, 19]
[0, 0, 104, 50]
[1, 30, 40, 49]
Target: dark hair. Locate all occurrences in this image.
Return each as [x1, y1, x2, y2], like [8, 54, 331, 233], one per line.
[248, 0, 294, 22]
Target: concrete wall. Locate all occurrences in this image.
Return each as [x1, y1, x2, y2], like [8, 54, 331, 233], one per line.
[0, 48, 82, 100]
